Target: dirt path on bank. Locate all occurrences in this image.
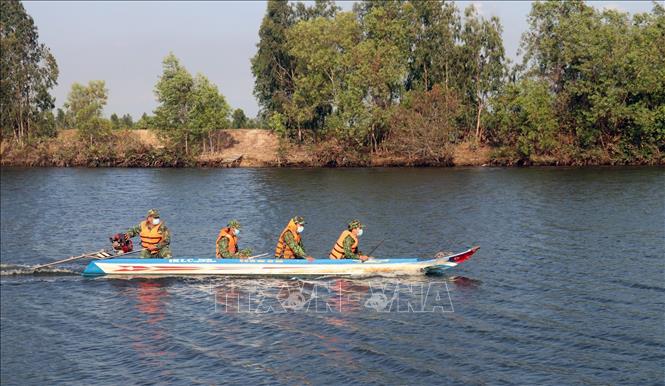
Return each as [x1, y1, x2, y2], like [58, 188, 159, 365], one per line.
[55, 129, 490, 167]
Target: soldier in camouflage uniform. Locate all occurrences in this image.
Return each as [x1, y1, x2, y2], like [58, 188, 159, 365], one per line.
[216, 219, 252, 258]
[275, 216, 313, 260]
[329, 220, 370, 261]
[125, 209, 172, 258]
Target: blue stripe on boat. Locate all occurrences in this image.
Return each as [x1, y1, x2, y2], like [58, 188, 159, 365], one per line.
[88, 257, 421, 265]
[82, 261, 105, 277]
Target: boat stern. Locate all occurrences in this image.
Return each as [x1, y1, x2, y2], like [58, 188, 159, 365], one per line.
[82, 260, 106, 277]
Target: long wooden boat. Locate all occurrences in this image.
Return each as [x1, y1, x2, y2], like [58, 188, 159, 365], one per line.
[82, 247, 479, 277]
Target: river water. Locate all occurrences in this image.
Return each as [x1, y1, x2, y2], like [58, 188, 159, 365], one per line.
[1, 167, 663, 385]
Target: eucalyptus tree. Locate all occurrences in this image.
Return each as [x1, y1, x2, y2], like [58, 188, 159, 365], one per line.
[406, 0, 460, 92]
[232, 108, 248, 129]
[154, 53, 230, 154]
[459, 5, 506, 142]
[0, 0, 59, 142]
[64, 80, 109, 144]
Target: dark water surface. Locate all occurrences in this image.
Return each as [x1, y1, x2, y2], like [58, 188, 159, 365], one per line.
[1, 167, 663, 385]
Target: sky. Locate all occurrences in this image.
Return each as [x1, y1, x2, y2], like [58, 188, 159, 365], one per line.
[24, 1, 656, 120]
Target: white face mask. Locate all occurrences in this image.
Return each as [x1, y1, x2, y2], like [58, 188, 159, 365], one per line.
[357, 229, 364, 237]
[297, 225, 304, 233]
[152, 218, 161, 225]
[234, 228, 240, 236]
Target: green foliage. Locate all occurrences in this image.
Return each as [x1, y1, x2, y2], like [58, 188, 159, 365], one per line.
[55, 108, 66, 130]
[268, 112, 287, 137]
[0, 0, 59, 142]
[405, 1, 460, 92]
[519, 0, 665, 154]
[232, 108, 248, 128]
[64, 80, 110, 144]
[383, 84, 461, 165]
[109, 113, 134, 130]
[136, 113, 153, 129]
[110, 113, 120, 130]
[490, 79, 558, 158]
[121, 114, 133, 128]
[153, 53, 230, 154]
[251, 0, 296, 118]
[459, 5, 506, 141]
[189, 73, 231, 138]
[286, 6, 409, 149]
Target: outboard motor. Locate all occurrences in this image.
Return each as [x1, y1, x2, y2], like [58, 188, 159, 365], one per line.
[110, 233, 133, 254]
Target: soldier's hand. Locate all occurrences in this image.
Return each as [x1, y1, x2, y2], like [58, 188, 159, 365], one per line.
[306, 256, 315, 262]
[359, 255, 369, 262]
[124, 233, 131, 240]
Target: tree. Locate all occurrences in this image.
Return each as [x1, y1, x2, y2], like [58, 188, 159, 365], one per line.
[55, 108, 66, 130]
[232, 108, 248, 128]
[489, 79, 558, 158]
[520, 1, 665, 154]
[136, 113, 153, 129]
[154, 53, 231, 154]
[406, 1, 460, 92]
[459, 5, 506, 142]
[63, 80, 110, 144]
[110, 113, 120, 130]
[384, 84, 461, 164]
[287, 6, 409, 149]
[293, 0, 339, 21]
[189, 73, 231, 151]
[251, 0, 296, 119]
[0, 0, 59, 142]
[120, 114, 133, 128]
[287, 11, 362, 141]
[251, 0, 340, 128]
[154, 53, 195, 153]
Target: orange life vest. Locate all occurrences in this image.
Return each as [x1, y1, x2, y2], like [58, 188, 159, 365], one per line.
[275, 219, 301, 259]
[216, 227, 238, 258]
[329, 230, 358, 259]
[139, 220, 163, 255]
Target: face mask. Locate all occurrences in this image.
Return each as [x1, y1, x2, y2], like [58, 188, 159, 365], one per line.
[152, 218, 160, 225]
[357, 229, 364, 237]
[297, 225, 304, 233]
[234, 229, 240, 236]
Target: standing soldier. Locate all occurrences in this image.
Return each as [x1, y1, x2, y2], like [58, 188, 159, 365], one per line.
[329, 220, 370, 261]
[125, 209, 172, 258]
[275, 216, 312, 260]
[216, 220, 252, 258]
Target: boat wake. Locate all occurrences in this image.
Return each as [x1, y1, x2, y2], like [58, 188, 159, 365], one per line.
[0, 264, 79, 276]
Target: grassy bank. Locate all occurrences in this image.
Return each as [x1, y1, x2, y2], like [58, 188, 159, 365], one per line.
[1, 129, 663, 168]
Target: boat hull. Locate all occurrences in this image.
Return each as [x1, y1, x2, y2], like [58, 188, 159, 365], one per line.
[82, 247, 479, 277]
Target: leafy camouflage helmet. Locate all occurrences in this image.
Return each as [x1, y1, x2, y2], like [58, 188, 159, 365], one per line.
[292, 216, 306, 225]
[147, 208, 160, 218]
[348, 219, 363, 230]
[228, 219, 241, 229]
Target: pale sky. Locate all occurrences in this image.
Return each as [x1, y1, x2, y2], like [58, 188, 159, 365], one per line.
[24, 1, 656, 120]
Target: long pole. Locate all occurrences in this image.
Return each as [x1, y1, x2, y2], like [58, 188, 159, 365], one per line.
[367, 239, 385, 256]
[34, 249, 143, 270]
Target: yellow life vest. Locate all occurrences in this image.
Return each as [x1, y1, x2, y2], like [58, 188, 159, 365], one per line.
[139, 220, 163, 255]
[275, 219, 301, 259]
[216, 227, 238, 258]
[329, 230, 358, 259]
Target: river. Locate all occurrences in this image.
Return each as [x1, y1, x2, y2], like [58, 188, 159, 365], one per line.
[1, 167, 663, 385]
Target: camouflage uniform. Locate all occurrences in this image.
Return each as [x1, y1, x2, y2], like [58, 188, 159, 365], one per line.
[275, 216, 308, 259]
[216, 220, 252, 258]
[341, 220, 363, 259]
[283, 231, 307, 258]
[126, 209, 172, 258]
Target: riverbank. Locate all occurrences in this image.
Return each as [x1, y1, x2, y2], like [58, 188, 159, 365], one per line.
[1, 129, 662, 167]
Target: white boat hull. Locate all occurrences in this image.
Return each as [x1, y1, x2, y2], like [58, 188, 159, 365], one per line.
[83, 247, 479, 277]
